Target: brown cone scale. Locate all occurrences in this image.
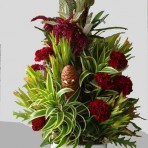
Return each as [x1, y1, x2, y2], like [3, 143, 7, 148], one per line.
[61, 65, 79, 98]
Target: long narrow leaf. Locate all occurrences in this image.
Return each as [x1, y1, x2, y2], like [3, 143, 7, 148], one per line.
[30, 109, 46, 120]
[42, 116, 57, 131]
[92, 11, 104, 24]
[79, 70, 92, 87]
[57, 88, 73, 99]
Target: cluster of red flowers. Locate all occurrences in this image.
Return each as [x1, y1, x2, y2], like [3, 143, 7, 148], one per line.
[89, 99, 110, 122]
[31, 15, 88, 55]
[32, 116, 46, 131]
[94, 50, 132, 96]
[53, 17, 88, 54]
[35, 47, 53, 62]
[95, 73, 133, 96]
[109, 51, 128, 69]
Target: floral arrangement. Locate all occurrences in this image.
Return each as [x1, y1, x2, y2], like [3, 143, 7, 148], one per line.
[13, 0, 143, 148]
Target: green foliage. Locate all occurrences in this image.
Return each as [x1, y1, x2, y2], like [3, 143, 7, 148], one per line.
[40, 99, 89, 147]
[79, 32, 133, 77]
[59, 0, 94, 22]
[80, 93, 141, 146]
[14, 1, 143, 148]
[59, 0, 76, 18]
[111, 137, 136, 148]
[14, 66, 89, 147]
[75, 0, 94, 12]
[47, 34, 72, 83]
[49, 34, 72, 66]
[91, 11, 109, 30]
[13, 110, 32, 121]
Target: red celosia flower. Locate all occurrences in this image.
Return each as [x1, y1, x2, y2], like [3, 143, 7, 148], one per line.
[31, 64, 44, 71]
[113, 75, 133, 96]
[32, 116, 46, 131]
[89, 99, 110, 122]
[35, 47, 54, 62]
[109, 51, 128, 69]
[31, 15, 48, 21]
[95, 73, 112, 90]
[31, 16, 87, 54]
[31, 15, 53, 32]
[53, 17, 87, 54]
[43, 23, 53, 32]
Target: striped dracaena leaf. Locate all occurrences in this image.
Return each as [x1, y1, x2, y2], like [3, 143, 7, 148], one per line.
[30, 109, 46, 121]
[42, 116, 57, 131]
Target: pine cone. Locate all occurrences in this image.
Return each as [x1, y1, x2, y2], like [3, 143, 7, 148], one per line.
[61, 65, 79, 98]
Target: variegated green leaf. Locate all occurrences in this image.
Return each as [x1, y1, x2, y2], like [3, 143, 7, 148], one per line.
[46, 70, 55, 95]
[54, 126, 68, 142]
[79, 70, 92, 87]
[53, 112, 64, 129]
[42, 116, 57, 131]
[46, 107, 57, 117]
[99, 66, 119, 74]
[57, 88, 73, 99]
[56, 136, 69, 148]
[30, 109, 46, 120]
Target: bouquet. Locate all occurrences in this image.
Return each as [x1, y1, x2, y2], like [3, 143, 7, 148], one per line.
[14, 0, 143, 147]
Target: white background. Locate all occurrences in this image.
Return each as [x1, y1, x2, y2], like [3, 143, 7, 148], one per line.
[0, 0, 148, 134]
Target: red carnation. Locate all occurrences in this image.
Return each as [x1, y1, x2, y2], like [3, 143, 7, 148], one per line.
[35, 47, 54, 62]
[53, 17, 87, 55]
[31, 64, 44, 71]
[95, 73, 112, 90]
[32, 116, 46, 131]
[109, 51, 128, 70]
[89, 99, 110, 122]
[113, 75, 133, 96]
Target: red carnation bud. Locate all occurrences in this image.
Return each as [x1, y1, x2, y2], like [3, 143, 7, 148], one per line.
[31, 15, 48, 22]
[89, 99, 110, 122]
[109, 51, 128, 70]
[35, 46, 54, 62]
[113, 75, 133, 96]
[95, 73, 112, 90]
[31, 64, 44, 71]
[32, 116, 46, 131]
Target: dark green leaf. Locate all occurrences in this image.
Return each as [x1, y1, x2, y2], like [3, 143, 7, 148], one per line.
[85, 141, 93, 148]
[111, 137, 136, 148]
[92, 11, 104, 24]
[40, 135, 49, 147]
